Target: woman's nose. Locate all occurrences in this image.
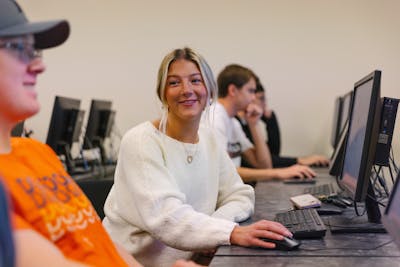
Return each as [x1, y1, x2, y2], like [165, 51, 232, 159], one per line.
[181, 80, 193, 94]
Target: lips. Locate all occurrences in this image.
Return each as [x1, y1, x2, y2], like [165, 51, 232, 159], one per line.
[23, 80, 36, 87]
[23, 81, 38, 98]
[179, 99, 198, 105]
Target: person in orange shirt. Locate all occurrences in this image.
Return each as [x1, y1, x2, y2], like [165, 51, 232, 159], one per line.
[0, 1, 200, 267]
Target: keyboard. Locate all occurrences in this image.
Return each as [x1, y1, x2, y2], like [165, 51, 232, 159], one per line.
[283, 178, 316, 184]
[274, 208, 327, 238]
[304, 183, 337, 199]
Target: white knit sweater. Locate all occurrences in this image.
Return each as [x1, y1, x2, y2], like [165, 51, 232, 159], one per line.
[103, 122, 255, 267]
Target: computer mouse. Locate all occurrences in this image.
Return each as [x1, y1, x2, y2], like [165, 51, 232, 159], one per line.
[260, 236, 301, 251]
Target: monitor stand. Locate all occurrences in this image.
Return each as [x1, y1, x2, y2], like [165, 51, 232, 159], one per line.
[327, 213, 386, 233]
[327, 185, 386, 234]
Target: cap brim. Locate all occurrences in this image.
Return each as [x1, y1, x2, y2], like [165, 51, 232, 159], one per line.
[0, 20, 70, 49]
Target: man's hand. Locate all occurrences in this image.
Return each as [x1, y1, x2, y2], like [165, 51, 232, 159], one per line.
[298, 155, 330, 167]
[244, 103, 263, 126]
[275, 165, 316, 180]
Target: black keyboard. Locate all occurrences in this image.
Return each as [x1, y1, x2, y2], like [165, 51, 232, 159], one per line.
[304, 183, 337, 199]
[283, 178, 316, 184]
[274, 208, 327, 238]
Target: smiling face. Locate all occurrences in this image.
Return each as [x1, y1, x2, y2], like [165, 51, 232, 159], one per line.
[164, 59, 208, 124]
[0, 35, 45, 126]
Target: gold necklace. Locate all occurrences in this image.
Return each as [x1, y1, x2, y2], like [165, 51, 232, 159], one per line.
[182, 142, 199, 164]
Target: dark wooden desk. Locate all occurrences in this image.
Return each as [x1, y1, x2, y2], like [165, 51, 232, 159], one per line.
[210, 256, 400, 267]
[72, 164, 116, 181]
[210, 169, 400, 266]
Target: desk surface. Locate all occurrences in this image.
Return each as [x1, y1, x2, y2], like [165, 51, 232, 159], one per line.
[210, 169, 400, 266]
[72, 164, 116, 181]
[210, 256, 400, 267]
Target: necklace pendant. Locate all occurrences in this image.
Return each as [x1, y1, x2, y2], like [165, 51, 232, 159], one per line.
[187, 155, 193, 164]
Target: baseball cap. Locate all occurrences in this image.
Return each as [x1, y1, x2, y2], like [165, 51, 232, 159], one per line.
[0, 0, 70, 49]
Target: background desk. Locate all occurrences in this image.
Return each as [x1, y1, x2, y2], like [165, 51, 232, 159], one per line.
[72, 164, 116, 181]
[210, 169, 400, 266]
[73, 164, 116, 219]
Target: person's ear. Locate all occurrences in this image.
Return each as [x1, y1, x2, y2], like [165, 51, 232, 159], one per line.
[227, 84, 237, 97]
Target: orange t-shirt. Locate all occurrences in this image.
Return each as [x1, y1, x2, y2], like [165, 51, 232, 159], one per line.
[0, 138, 127, 267]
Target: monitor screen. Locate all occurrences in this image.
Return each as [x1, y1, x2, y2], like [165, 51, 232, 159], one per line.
[83, 99, 115, 164]
[46, 96, 85, 157]
[330, 96, 343, 148]
[83, 99, 113, 149]
[11, 121, 24, 137]
[330, 91, 352, 149]
[382, 170, 400, 249]
[329, 122, 348, 177]
[339, 71, 381, 202]
[98, 109, 116, 139]
[339, 91, 352, 136]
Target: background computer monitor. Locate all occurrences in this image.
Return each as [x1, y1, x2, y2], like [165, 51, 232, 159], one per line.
[330, 96, 343, 148]
[329, 122, 348, 177]
[83, 99, 115, 164]
[330, 91, 352, 149]
[46, 96, 85, 173]
[339, 91, 352, 136]
[382, 170, 400, 249]
[329, 91, 353, 176]
[11, 121, 24, 137]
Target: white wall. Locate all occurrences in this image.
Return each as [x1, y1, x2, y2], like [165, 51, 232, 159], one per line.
[19, 0, 400, 158]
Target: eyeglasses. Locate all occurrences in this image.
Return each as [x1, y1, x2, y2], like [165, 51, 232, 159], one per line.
[0, 41, 42, 64]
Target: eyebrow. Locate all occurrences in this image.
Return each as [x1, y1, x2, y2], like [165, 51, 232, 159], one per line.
[167, 73, 202, 79]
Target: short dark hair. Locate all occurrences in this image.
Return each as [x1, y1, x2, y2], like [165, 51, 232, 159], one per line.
[255, 75, 265, 93]
[217, 64, 255, 98]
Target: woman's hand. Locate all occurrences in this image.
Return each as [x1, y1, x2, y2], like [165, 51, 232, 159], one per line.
[230, 220, 292, 249]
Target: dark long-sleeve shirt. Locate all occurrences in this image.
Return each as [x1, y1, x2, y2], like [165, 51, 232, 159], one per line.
[236, 112, 297, 168]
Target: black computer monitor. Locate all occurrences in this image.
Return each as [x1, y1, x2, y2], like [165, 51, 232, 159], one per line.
[339, 91, 352, 136]
[46, 96, 85, 173]
[382, 170, 400, 249]
[340, 71, 382, 202]
[329, 70, 385, 233]
[330, 96, 343, 148]
[330, 91, 353, 149]
[329, 91, 353, 176]
[329, 122, 348, 177]
[83, 99, 115, 164]
[11, 121, 24, 137]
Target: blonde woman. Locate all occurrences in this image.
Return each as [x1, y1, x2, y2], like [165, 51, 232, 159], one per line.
[103, 47, 292, 267]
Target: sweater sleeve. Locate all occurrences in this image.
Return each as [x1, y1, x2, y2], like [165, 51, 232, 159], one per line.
[211, 146, 255, 222]
[110, 128, 240, 250]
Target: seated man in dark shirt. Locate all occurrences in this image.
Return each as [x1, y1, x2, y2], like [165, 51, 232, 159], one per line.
[237, 77, 329, 168]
